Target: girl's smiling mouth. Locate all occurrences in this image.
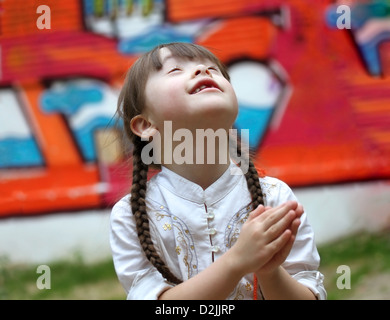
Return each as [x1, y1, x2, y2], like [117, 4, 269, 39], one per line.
[190, 79, 221, 94]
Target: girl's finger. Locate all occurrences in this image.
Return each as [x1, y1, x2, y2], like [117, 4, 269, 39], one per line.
[269, 232, 296, 267]
[264, 209, 296, 242]
[290, 218, 301, 237]
[295, 204, 304, 218]
[261, 201, 297, 230]
[247, 204, 265, 221]
[266, 228, 292, 256]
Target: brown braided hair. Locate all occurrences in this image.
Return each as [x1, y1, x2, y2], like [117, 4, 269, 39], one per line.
[116, 42, 264, 284]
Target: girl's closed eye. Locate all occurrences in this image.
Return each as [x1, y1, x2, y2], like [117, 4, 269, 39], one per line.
[208, 66, 220, 73]
[168, 66, 182, 74]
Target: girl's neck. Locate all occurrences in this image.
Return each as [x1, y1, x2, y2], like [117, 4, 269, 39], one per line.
[163, 162, 231, 190]
[159, 126, 233, 189]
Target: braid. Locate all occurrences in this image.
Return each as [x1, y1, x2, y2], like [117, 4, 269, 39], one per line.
[244, 158, 265, 209]
[232, 135, 265, 300]
[130, 137, 182, 285]
[231, 134, 265, 209]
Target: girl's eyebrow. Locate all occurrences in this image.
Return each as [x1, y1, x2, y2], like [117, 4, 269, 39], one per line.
[160, 54, 178, 67]
[160, 52, 213, 69]
[161, 54, 173, 65]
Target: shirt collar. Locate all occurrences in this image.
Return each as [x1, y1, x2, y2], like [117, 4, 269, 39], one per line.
[155, 161, 243, 205]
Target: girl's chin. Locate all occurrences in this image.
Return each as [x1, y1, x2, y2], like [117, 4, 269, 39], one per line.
[191, 103, 237, 118]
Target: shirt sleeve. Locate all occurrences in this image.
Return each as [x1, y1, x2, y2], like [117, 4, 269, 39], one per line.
[262, 177, 327, 300]
[109, 196, 174, 300]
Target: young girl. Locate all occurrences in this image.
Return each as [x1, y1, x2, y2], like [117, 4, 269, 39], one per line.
[110, 42, 326, 300]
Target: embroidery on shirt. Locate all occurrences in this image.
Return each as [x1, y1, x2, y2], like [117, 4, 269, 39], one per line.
[229, 280, 250, 300]
[226, 275, 256, 300]
[224, 204, 252, 249]
[148, 199, 198, 280]
[259, 179, 278, 201]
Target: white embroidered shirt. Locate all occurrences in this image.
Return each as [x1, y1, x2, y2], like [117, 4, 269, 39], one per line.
[110, 163, 326, 300]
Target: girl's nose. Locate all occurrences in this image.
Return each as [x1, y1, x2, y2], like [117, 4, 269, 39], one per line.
[194, 65, 211, 77]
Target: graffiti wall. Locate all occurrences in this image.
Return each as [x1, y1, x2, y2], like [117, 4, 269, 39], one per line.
[1, 0, 389, 217]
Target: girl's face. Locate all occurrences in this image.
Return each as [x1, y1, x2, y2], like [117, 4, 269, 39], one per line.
[143, 47, 238, 133]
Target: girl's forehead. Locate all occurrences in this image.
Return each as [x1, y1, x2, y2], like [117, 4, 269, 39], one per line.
[158, 47, 213, 66]
[158, 48, 176, 65]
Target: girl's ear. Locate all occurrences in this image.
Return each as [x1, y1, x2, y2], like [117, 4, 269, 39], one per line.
[130, 115, 158, 139]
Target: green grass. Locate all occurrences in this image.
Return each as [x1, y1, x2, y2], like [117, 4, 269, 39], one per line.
[0, 254, 125, 300]
[317, 230, 390, 300]
[1, 231, 390, 300]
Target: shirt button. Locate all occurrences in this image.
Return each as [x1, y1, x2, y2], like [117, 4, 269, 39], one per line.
[207, 211, 215, 220]
[208, 228, 217, 235]
[211, 245, 220, 253]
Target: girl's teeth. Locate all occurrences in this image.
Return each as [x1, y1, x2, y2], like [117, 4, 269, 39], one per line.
[194, 85, 208, 94]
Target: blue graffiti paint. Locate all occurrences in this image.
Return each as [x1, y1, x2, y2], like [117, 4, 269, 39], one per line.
[326, 2, 390, 30]
[40, 82, 118, 162]
[82, 0, 165, 16]
[359, 31, 390, 76]
[0, 137, 43, 168]
[325, 1, 390, 77]
[82, 0, 94, 16]
[41, 84, 103, 116]
[118, 26, 193, 54]
[74, 116, 118, 162]
[234, 104, 273, 150]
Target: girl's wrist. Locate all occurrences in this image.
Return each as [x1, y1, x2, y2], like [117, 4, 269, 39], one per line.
[222, 249, 247, 281]
[256, 265, 283, 280]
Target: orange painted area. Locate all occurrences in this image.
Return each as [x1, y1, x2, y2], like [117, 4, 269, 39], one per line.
[0, 166, 100, 216]
[198, 17, 276, 62]
[0, 80, 102, 216]
[351, 98, 390, 154]
[1, 0, 82, 39]
[255, 143, 389, 187]
[1, 31, 131, 85]
[167, 0, 280, 22]
[353, 100, 390, 113]
[21, 82, 82, 167]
